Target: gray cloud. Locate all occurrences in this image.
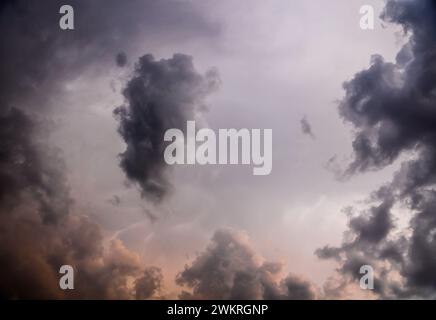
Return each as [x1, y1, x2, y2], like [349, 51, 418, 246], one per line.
[300, 116, 315, 139]
[114, 53, 220, 201]
[348, 191, 394, 244]
[0, 0, 198, 299]
[116, 52, 128, 68]
[0, 107, 165, 299]
[135, 266, 164, 299]
[319, 0, 436, 298]
[176, 229, 317, 299]
[0, 0, 218, 111]
[0, 0, 224, 299]
[0, 108, 71, 224]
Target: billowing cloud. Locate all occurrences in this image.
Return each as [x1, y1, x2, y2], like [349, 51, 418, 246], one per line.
[176, 229, 317, 299]
[319, 0, 436, 298]
[114, 53, 220, 201]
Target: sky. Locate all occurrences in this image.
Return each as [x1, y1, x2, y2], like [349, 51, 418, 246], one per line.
[1, 0, 436, 299]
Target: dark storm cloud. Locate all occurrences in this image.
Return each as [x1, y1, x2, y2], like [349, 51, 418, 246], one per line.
[319, 0, 436, 298]
[0, 0, 220, 299]
[300, 116, 315, 139]
[114, 53, 220, 201]
[176, 229, 317, 300]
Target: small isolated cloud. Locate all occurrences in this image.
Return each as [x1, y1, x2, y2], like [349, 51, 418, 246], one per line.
[300, 116, 315, 139]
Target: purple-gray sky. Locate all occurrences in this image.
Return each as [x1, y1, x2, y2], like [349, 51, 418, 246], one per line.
[2, 0, 435, 299]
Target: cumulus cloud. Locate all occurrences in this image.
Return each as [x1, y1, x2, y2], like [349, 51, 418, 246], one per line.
[114, 53, 220, 201]
[319, 0, 436, 298]
[176, 229, 317, 300]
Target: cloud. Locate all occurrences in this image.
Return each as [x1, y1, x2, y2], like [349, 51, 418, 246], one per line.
[0, 0, 224, 299]
[0, 107, 164, 299]
[0, 0, 194, 299]
[114, 53, 220, 201]
[176, 229, 317, 299]
[319, 0, 436, 298]
[116, 52, 128, 68]
[348, 191, 394, 244]
[300, 116, 315, 139]
[0, 108, 71, 224]
[135, 266, 164, 299]
[0, 0, 219, 111]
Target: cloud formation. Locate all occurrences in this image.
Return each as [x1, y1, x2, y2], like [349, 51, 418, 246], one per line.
[2, 93, 174, 299]
[0, 0, 179, 299]
[0, 0, 218, 111]
[319, 0, 436, 298]
[114, 53, 220, 201]
[176, 229, 317, 299]
[300, 116, 315, 139]
[135, 266, 164, 299]
[0, 108, 165, 299]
